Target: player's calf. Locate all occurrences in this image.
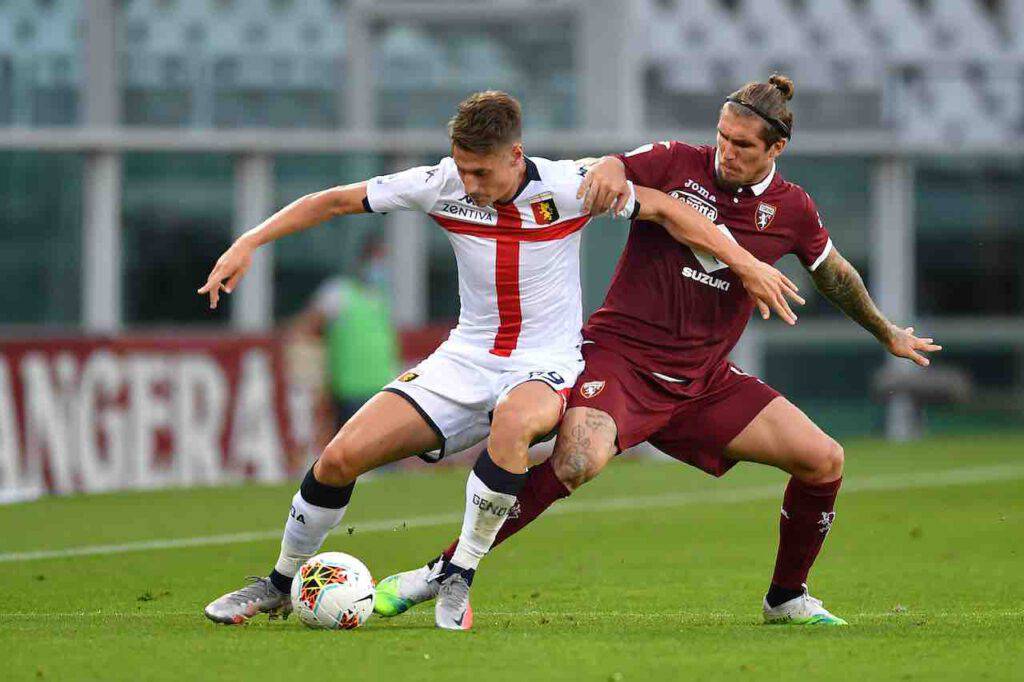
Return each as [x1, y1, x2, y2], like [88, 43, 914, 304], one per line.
[766, 440, 843, 608]
[724, 399, 846, 611]
[402, 380, 564, 626]
[551, 408, 617, 491]
[448, 450, 527, 572]
[441, 382, 560, 579]
[269, 466, 354, 595]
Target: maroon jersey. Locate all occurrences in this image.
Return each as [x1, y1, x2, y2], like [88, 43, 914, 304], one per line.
[583, 142, 832, 395]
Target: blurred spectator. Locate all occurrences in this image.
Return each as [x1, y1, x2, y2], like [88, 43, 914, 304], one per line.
[286, 235, 399, 444]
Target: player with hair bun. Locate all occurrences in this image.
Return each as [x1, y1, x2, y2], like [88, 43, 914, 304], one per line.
[379, 75, 942, 626]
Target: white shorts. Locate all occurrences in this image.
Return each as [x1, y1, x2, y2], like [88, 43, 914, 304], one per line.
[382, 342, 583, 462]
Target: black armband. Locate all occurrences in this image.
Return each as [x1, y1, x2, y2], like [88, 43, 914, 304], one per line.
[630, 199, 642, 220]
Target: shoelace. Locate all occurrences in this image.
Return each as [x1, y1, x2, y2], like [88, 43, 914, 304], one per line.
[801, 587, 824, 610]
[227, 576, 276, 606]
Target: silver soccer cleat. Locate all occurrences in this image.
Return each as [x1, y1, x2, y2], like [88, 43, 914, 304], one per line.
[434, 568, 474, 631]
[203, 576, 292, 625]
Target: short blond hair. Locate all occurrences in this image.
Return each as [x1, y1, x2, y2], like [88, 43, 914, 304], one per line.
[448, 90, 522, 154]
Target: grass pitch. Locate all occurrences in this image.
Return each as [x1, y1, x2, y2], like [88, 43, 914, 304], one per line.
[1, 434, 1022, 681]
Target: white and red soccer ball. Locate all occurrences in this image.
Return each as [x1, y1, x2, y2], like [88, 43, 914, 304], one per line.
[290, 552, 375, 630]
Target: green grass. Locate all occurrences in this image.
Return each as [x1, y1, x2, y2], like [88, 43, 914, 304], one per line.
[1, 434, 1022, 681]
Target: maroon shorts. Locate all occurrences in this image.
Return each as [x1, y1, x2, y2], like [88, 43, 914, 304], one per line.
[567, 342, 780, 477]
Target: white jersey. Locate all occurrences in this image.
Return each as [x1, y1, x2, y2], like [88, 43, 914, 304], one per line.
[365, 156, 634, 367]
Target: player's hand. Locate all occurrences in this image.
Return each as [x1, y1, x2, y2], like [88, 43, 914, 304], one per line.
[578, 157, 631, 216]
[197, 236, 257, 309]
[885, 326, 942, 367]
[736, 260, 805, 326]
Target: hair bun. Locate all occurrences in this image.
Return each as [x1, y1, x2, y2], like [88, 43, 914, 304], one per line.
[768, 74, 794, 101]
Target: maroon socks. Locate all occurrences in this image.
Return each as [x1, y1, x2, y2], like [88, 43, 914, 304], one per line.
[767, 476, 842, 605]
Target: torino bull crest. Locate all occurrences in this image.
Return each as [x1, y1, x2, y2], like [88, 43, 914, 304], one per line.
[756, 202, 777, 230]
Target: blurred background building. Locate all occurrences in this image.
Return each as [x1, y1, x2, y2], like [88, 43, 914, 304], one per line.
[1, 0, 1022, 498]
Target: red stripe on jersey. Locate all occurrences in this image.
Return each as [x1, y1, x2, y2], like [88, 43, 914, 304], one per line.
[430, 213, 589, 242]
[491, 203, 523, 357]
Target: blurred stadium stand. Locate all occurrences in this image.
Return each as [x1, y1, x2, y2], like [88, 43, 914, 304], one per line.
[0, 0, 1022, 497]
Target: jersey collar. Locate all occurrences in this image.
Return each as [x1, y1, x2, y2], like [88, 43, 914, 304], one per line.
[496, 156, 541, 205]
[714, 147, 776, 197]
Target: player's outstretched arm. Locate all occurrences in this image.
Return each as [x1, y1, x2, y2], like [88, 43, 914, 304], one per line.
[633, 186, 806, 325]
[810, 247, 942, 366]
[197, 182, 369, 309]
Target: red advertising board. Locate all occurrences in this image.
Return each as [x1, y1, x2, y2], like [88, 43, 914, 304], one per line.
[0, 335, 299, 501]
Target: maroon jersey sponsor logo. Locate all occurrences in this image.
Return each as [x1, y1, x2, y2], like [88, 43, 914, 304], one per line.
[579, 380, 606, 398]
[682, 265, 731, 292]
[756, 202, 777, 231]
[670, 179, 719, 222]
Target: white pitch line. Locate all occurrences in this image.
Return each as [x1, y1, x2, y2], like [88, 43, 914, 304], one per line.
[1, 463, 1021, 565]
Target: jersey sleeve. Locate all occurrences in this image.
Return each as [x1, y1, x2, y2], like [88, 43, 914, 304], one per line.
[613, 140, 679, 189]
[364, 162, 446, 213]
[791, 191, 833, 271]
[553, 158, 637, 221]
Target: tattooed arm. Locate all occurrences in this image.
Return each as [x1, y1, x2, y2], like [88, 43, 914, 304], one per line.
[810, 247, 942, 367]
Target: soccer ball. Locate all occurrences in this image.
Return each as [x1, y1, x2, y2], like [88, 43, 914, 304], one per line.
[290, 552, 375, 630]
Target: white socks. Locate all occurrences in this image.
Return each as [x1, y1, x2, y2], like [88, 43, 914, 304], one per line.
[272, 466, 354, 581]
[274, 489, 348, 578]
[450, 451, 527, 571]
[273, 452, 524, 582]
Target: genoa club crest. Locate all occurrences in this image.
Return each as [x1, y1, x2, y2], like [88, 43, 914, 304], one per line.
[530, 194, 560, 225]
[755, 202, 777, 231]
[579, 380, 605, 399]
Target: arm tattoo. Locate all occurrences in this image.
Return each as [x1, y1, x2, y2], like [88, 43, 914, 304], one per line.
[811, 247, 894, 343]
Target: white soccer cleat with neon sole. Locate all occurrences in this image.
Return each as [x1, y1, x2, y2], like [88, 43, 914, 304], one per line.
[373, 561, 442, 618]
[763, 584, 848, 625]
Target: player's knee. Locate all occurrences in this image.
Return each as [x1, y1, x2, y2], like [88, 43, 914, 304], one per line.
[317, 438, 362, 487]
[826, 440, 846, 479]
[801, 438, 844, 484]
[490, 403, 551, 449]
